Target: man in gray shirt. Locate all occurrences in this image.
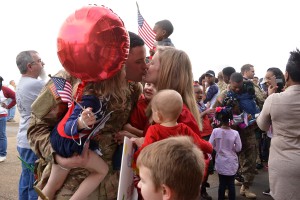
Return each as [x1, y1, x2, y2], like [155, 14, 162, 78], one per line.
[16, 50, 45, 200]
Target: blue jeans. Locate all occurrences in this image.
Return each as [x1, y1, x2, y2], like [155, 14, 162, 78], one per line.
[7, 106, 16, 121]
[6, 98, 16, 121]
[0, 116, 7, 157]
[17, 147, 38, 200]
[218, 174, 236, 200]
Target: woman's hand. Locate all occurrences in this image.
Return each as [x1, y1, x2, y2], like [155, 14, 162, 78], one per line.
[268, 85, 278, 96]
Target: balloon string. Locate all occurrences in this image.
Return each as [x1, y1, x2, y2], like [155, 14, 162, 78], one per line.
[73, 81, 86, 111]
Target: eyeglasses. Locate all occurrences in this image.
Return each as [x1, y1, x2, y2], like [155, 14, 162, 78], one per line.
[30, 59, 44, 65]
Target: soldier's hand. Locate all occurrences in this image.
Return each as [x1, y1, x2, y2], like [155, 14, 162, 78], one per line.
[55, 142, 90, 169]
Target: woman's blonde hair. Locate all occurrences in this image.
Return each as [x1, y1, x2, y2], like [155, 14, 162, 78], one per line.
[83, 67, 128, 109]
[154, 47, 201, 127]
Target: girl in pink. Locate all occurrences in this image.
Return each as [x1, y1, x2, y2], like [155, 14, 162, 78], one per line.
[209, 106, 242, 200]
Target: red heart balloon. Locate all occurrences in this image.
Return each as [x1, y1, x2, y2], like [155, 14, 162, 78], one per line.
[57, 5, 129, 82]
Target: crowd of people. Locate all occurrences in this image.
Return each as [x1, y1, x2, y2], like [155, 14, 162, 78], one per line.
[0, 4, 299, 200]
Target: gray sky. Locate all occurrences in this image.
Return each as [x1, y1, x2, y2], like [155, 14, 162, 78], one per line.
[1, 0, 299, 85]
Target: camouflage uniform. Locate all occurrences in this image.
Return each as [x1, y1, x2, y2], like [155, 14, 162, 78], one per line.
[252, 84, 266, 166]
[217, 81, 227, 94]
[212, 81, 266, 187]
[253, 84, 266, 110]
[212, 89, 228, 108]
[237, 82, 265, 187]
[237, 125, 257, 187]
[28, 70, 142, 200]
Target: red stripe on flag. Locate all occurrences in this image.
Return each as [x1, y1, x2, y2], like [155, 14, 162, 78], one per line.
[137, 7, 156, 49]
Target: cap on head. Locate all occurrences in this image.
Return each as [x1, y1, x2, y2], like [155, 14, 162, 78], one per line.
[205, 70, 215, 77]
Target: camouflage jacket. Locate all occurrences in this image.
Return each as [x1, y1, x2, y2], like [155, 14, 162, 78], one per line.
[28, 70, 142, 200]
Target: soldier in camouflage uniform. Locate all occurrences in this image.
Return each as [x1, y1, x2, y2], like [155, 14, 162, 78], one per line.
[241, 64, 267, 169]
[215, 71, 265, 199]
[241, 64, 266, 109]
[236, 68, 266, 199]
[217, 71, 228, 93]
[213, 66, 236, 109]
[27, 32, 147, 200]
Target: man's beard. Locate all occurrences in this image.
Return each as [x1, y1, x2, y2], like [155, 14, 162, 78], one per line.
[39, 68, 48, 81]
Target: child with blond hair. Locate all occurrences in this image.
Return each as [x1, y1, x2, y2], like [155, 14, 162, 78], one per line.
[137, 136, 205, 200]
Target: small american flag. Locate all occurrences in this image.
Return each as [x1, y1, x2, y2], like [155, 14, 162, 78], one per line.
[51, 77, 72, 107]
[136, 2, 156, 49]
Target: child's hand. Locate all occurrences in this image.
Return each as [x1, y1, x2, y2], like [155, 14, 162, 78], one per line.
[206, 108, 215, 115]
[130, 137, 145, 148]
[78, 107, 96, 129]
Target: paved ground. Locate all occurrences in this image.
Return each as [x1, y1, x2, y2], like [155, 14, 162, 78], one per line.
[206, 166, 273, 200]
[0, 122, 21, 200]
[0, 111, 273, 199]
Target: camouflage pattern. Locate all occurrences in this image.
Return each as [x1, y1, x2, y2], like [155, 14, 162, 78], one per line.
[212, 82, 265, 188]
[27, 70, 142, 200]
[253, 84, 266, 110]
[238, 125, 257, 187]
[212, 89, 228, 108]
[217, 81, 227, 94]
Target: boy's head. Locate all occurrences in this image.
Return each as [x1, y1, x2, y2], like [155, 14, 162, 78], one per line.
[198, 73, 206, 86]
[151, 89, 182, 124]
[252, 76, 259, 85]
[193, 84, 204, 103]
[137, 136, 205, 200]
[222, 66, 236, 84]
[204, 70, 215, 85]
[143, 83, 157, 101]
[153, 20, 174, 41]
[229, 72, 244, 94]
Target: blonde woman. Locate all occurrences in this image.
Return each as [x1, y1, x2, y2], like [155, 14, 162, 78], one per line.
[144, 46, 202, 132]
[133, 47, 212, 197]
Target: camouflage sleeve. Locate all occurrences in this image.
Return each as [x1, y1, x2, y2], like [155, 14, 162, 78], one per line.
[129, 81, 143, 106]
[27, 70, 78, 161]
[254, 85, 266, 110]
[212, 90, 228, 108]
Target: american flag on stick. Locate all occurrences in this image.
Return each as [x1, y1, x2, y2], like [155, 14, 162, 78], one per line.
[51, 76, 73, 107]
[136, 2, 156, 49]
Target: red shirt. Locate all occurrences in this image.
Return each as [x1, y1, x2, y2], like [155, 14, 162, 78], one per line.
[178, 104, 202, 137]
[201, 114, 213, 137]
[134, 123, 213, 162]
[0, 86, 16, 117]
[130, 95, 149, 132]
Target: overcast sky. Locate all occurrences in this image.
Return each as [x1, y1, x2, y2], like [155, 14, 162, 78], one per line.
[1, 0, 299, 85]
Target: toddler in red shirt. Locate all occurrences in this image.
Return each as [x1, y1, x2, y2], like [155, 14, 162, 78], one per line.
[134, 89, 212, 165]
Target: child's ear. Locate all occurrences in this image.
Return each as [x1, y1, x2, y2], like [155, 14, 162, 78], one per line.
[161, 184, 172, 200]
[156, 111, 164, 122]
[162, 30, 167, 37]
